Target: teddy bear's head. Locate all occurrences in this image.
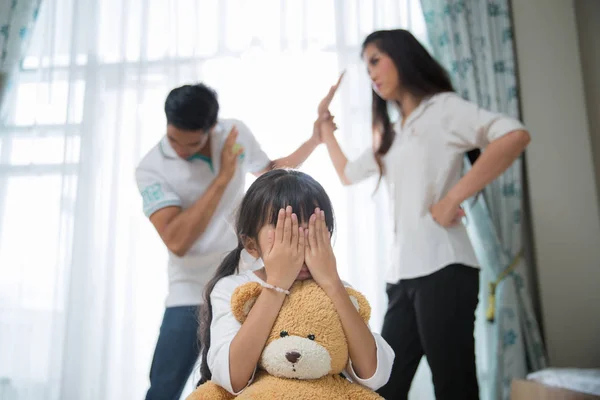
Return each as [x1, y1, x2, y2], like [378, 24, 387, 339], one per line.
[230, 279, 370, 380]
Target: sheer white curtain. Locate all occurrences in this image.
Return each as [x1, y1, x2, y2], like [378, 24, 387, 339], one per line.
[0, 0, 430, 399]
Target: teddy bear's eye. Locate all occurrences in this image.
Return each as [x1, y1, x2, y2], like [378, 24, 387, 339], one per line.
[307, 334, 315, 341]
[280, 331, 289, 337]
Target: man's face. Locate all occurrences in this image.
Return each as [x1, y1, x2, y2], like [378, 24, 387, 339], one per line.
[166, 124, 211, 159]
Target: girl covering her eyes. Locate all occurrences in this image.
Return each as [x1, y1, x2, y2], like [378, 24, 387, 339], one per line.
[196, 169, 395, 395]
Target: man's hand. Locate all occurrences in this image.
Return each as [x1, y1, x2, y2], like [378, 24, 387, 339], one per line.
[319, 116, 338, 143]
[218, 126, 244, 184]
[311, 116, 337, 145]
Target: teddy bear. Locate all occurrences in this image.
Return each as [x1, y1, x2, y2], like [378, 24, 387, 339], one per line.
[187, 279, 384, 400]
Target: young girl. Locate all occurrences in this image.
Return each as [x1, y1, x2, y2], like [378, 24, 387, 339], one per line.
[319, 29, 531, 400]
[197, 169, 394, 395]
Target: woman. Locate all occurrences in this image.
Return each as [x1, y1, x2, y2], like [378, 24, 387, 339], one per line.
[319, 29, 530, 400]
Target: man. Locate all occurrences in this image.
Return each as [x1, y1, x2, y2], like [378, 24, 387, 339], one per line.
[135, 82, 337, 399]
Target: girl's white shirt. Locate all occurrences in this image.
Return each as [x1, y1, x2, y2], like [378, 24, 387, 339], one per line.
[207, 269, 395, 395]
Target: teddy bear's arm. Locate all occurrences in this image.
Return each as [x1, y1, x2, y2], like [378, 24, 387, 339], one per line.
[342, 381, 384, 400]
[185, 381, 236, 400]
[235, 372, 385, 400]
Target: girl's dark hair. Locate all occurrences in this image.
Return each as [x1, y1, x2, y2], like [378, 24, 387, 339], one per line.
[198, 169, 335, 384]
[361, 29, 455, 181]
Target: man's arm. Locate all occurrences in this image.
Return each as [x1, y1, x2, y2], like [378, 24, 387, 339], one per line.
[271, 134, 321, 169]
[252, 121, 322, 176]
[149, 175, 230, 257]
[144, 127, 243, 257]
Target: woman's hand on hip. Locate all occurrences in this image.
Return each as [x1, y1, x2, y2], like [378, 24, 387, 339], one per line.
[430, 196, 466, 227]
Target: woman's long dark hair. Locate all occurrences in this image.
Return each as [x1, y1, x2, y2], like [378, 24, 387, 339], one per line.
[361, 29, 455, 181]
[198, 169, 335, 384]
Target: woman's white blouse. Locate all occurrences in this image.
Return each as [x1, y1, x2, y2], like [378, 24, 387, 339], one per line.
[345, 93, 526, 283]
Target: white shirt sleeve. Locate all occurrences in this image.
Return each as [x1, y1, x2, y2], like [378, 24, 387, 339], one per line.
[444, 94, 526, 149]
[135, 166, 182, 217]
[344, 332, 395, 391]
[234, 120, 271, 174]
[344, 148, 379, 184]
[207, 275, 257, 395]
[340, 280, 395, 391]
[207, 276, 394, 393]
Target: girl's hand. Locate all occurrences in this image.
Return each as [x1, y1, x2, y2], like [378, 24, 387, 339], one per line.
[263, 206, 306, 290]
[304, 208, 341, 292]
[429, 196, 466, 227]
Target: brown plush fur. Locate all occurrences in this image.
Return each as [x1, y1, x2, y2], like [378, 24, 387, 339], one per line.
[187, 279, 383, 400]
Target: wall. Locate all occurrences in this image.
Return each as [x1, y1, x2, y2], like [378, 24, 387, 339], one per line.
[575, 0, 600, 207]
[512, 0, 600, 368]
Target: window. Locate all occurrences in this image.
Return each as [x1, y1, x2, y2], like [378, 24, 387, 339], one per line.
[0, 0, 428, 397]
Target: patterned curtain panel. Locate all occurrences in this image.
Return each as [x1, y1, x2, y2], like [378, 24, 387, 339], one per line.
[418, 1, 547, 399]
[0, 0, 42, 118]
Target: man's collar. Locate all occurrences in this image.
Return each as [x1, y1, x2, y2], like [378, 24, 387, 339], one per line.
[159, 135, 179, 159]
[159, 121, 224, 160]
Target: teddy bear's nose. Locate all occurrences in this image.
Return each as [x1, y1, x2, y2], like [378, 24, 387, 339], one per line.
[285, 351, 301, 364]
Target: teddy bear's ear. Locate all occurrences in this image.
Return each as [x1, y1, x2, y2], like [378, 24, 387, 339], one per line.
[231, 282, 263, 324]
[345, 287, 371, 323]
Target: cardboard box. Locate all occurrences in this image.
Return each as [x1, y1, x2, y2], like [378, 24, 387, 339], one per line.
[512, 379, 600, 399]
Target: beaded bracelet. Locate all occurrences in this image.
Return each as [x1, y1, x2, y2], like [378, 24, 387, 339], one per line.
[260, 281, 290, 295]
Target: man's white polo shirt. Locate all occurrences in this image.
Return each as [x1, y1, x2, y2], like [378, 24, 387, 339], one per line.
[135, 119, 270, 307]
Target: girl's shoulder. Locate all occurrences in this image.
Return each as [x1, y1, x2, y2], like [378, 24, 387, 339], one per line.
[211, 270, 260, 300]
